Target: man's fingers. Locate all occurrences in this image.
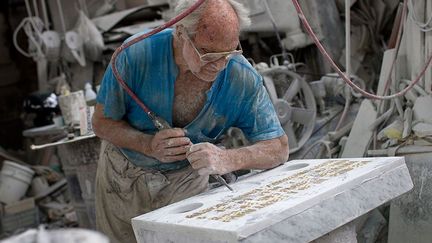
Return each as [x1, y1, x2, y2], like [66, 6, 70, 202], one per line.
[197, 168, 211, 176]
[186, 142, 211, 157]
[163, 146, 190, 157]
[157, 128, 186, 139]
[157, 137, 191, 150]
[186, 150, 209, 164]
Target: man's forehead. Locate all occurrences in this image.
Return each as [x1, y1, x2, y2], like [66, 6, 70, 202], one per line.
[193, 26, 239, 52]
[193, 1, 240, 50]
[196, 21, 238, 41]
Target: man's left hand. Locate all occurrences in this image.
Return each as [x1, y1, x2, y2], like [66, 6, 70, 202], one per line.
[186, 142, 233, 176]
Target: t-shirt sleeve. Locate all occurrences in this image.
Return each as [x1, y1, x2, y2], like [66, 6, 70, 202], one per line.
[96, 51, 131, 120]
[236, 76, 285, 143]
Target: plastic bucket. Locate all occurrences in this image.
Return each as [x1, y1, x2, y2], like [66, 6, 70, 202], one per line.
[0, 161, 35, 204]
[1, 228, 109, 243]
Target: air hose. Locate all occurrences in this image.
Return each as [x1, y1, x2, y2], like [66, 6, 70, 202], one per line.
[110, 0, 207, 129]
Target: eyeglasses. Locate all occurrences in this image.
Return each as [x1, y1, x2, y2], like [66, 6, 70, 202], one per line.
[182, 30, 243, 63]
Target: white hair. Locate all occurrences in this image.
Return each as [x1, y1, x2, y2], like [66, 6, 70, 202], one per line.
[173, 0, 251, 35]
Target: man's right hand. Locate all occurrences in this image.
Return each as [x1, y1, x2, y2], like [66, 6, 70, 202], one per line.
[148, 128, 192, 163]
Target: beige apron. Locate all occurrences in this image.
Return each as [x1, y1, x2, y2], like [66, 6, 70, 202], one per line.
[95, 141, 209, 243]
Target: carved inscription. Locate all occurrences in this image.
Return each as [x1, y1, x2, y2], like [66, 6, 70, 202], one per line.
[186, 160, 370, 222]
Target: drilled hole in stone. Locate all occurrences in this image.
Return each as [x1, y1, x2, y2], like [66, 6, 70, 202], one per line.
[285, 163, 309, 171]
[171, 203, 204, 214]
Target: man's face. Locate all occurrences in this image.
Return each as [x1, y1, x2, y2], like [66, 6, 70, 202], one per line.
[180, 24, 241, 82]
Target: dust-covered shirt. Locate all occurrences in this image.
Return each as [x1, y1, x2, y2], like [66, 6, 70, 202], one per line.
[97, 28, 285, 171]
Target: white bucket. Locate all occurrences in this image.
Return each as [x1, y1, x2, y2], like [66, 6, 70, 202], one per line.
[0, 161, 35, 204]
[1, 227, 109, 243]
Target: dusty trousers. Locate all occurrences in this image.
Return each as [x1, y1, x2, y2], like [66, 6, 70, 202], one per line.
[95, 141, 209, 243]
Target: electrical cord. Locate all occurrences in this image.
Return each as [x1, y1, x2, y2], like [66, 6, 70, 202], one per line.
[334, 86, 351, 131]
[13, 17, 45, 59]
[14, 0, 47, 59]
[291, 0, 432, 100]
[13, 18, 33, 58]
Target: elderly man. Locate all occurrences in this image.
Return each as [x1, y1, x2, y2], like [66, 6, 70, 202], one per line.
[92, 0, 289, 242]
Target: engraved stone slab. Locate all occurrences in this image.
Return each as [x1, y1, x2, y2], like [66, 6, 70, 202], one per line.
[132, 157, 413, 243]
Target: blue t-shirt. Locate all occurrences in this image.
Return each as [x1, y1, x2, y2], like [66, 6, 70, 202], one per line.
[97, 28, 285, 171]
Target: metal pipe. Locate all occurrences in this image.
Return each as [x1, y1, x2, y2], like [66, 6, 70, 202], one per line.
[55, 0, 67, 33]
[345, 0, 351, 78]
[368, 146, 432, 156]
[369, 101, 395, 130]
[40, 0, 49, 29]
[32, 0, 39, 19]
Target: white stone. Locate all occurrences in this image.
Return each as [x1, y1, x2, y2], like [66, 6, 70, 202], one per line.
[341, 99, 377, 158]
[413, 96, 432, 124]
[132, 157, 413, 243]
[412, 122, 432, 137]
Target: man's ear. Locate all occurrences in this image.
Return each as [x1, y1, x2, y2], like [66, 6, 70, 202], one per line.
[176, 24, 184, 36]
[174, 26, 185, 47]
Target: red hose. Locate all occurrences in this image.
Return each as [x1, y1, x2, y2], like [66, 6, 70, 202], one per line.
[110, 0, 207, 117]
[291, 0, 432, 100]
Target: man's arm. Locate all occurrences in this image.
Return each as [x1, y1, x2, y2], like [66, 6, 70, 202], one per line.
[186, 135, 289, 175]
[92, 104, 191, 162]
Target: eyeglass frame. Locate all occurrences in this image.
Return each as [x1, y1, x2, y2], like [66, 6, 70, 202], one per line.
[180, 28, 243, 63]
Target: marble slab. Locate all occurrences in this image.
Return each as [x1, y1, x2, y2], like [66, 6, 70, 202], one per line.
[132, 157, 413, 243]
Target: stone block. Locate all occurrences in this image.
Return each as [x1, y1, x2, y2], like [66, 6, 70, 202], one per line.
[132, 157, 413, 243]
